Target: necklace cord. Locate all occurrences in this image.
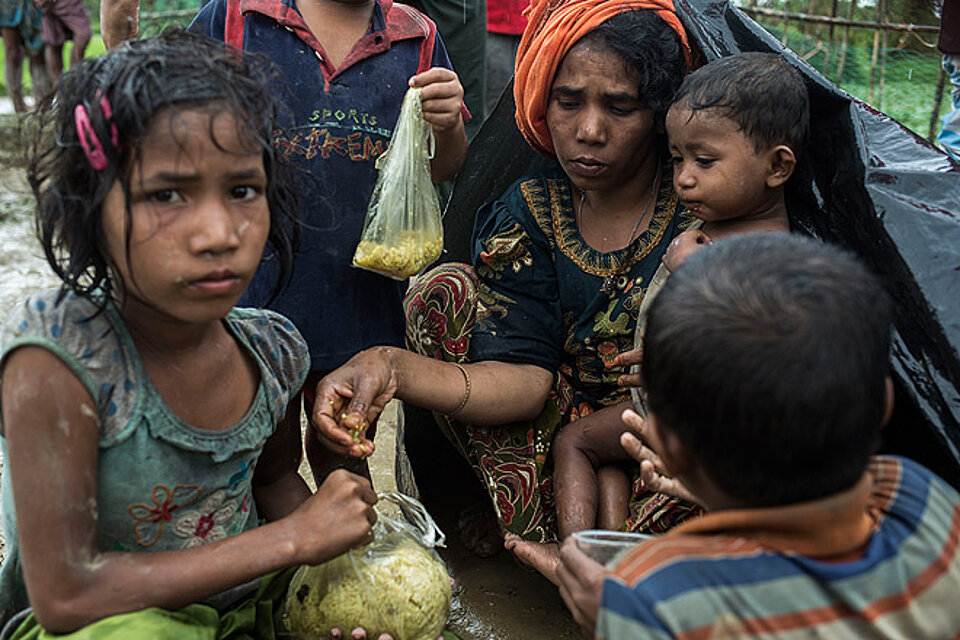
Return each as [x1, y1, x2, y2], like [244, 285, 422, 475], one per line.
[577, 164, 662, 248]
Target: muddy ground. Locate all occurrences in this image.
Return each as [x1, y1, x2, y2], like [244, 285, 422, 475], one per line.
[0, 113, 580, 638]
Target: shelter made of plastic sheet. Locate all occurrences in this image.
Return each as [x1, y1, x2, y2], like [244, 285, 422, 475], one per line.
[440, 0, 960, 487]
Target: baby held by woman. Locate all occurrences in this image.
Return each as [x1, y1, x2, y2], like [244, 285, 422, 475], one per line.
[508, 51, 811, 581]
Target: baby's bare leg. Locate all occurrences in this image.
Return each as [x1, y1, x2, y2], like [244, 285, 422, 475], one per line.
[509, 404, 634, 584]
[596, 464, 631, 530]
[553, 402, 632, 539]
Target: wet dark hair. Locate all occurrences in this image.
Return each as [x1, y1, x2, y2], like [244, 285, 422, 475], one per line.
[26, 27, 298, 308]
[671, 52, 810, 157]
[643, 234, 892, 507]
[577, 10, 688, 126]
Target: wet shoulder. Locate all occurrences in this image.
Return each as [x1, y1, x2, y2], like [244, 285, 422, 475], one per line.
[1, 289, 120, 396]
[0, 290, 142, 441]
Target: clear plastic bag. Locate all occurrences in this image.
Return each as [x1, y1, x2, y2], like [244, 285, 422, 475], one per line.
[282, 492, 451, 640]
[352, 88, 444, 280]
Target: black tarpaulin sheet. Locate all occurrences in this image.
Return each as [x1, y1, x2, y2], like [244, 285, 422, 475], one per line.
[440, 0, 960, 483]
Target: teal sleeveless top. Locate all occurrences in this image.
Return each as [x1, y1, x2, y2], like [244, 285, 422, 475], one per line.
[0, 290, 310, 621]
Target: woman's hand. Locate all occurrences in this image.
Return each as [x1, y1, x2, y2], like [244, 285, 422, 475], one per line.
[663, 228, 712, 272]
[288, 469, 378, 565]
[312, 348, 399, 458]
[556, 537, 605, 636]
[620, 409, 700, 505]
[614, 344, 643, 388]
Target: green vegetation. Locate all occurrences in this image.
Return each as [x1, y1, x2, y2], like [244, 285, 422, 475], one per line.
[742, 0, 948, 139]
[755, 16, 951, 139]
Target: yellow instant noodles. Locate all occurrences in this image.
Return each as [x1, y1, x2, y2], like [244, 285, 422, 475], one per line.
[352, 87, 444, 280]
[282, 493, 451, 640]
[282, 536, 451, 640]
[353, 233, 444, 280]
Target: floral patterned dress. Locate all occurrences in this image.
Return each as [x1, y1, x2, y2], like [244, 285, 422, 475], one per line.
[0, 291, 309, 620]
[404, 162, 703, 543]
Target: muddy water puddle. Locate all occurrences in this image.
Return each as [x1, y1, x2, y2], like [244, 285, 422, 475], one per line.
[433, 516, 581, 640]
[0, 167, 580, 640]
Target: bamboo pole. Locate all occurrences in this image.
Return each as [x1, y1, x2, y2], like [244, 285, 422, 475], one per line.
[867, 0, 881, 104]
[782, 0, 792, 45]
[877, 0, 888, 109]
[834, 0, 857, 88]
[804, 0, 816, 38]
[824, 0, 839, 70]
[739, 6, 938, 33]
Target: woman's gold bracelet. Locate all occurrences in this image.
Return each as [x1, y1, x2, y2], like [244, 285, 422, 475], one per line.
[451, 363, 471, 417]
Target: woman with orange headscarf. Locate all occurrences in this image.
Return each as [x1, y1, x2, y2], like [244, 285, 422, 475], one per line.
[312, 0, 700, 561]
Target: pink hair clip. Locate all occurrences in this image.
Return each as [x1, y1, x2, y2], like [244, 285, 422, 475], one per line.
[75, 94, 120, 171]
[98, 94, 119, 149]
[75, 104, 107, 171]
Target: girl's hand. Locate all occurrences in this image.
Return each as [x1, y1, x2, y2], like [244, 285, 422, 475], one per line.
[312, 349, 398, 458]
[614, 345, 643, 388]
[663, 228, 712, 272]
[619, 409, 700, 505]
[290, 469, 378, 565]
[409, 67, 464, 133]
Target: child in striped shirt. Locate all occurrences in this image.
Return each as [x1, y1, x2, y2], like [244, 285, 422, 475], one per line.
[558, 234, 960, 640]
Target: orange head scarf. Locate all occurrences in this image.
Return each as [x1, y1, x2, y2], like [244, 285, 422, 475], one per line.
[514, 0, 691, 156]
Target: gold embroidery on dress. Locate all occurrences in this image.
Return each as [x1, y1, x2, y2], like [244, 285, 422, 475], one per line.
[476, 283, 515, 328]
[522, 180, 557, 252]
[528, 164, 684, 277]
[677, 206, 700, 231]
[622, 276, 646, 313]
[477, 222, 534, 280]
[575, 354, 604, 385]
[592, 297, 632, 338]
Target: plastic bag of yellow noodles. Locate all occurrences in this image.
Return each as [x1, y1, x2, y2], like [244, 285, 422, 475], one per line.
[352, 87, 444, 280]
[282, 491, 452, 640]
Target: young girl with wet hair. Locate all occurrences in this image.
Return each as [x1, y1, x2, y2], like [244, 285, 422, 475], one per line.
[0, 28, 378, 637]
